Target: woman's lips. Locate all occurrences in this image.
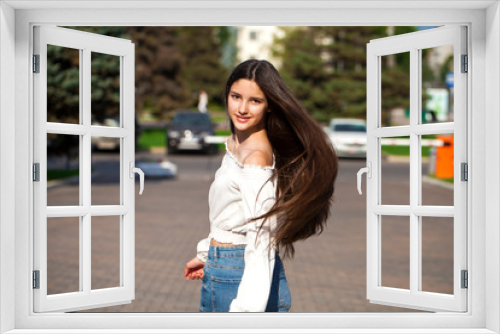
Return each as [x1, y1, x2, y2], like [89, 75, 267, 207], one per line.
[235, 115, 250, 123]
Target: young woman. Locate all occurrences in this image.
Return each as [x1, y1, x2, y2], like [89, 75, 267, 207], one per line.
[184, 59, 338, 312]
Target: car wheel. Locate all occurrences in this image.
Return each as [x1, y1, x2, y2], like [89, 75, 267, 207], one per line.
[168, 146, 178, 155]
[206, 144, 218, 155]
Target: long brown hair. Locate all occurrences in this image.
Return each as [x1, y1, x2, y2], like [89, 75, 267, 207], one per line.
[225, 59, 339, 259]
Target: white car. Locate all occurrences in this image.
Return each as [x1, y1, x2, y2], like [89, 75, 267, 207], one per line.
[135, 157, 177, 178]
[328, 118, 367, 158]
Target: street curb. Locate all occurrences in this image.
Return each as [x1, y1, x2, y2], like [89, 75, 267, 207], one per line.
[47, 172, 99, 189]
[149, 146, 166, 155]
[422, 175, 454, 190]
[382, 154, 429, 163]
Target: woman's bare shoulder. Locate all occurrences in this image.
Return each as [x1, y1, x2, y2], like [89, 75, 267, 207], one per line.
[242, 149, 273, 167]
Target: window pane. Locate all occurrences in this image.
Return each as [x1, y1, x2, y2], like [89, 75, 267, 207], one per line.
[91, 138, 121, 205]
[421, 45, 454, 124]
[381, 52, 410, 127]
[381, 137, 410, 205]
[421, 134, 454, 206]
[91, 52, 120, 127]
[421, 216, 454, 294]
[92, 216, 121, 290]
[47, 45, 80, 124]
[47, 217, 80, 295]
[381, 215, 410, 290]
[47, 134, 80, 206]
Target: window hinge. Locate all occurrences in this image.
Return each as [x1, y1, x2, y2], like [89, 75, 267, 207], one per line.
[33, 270, 40, 289]
[33, 54, 40, 73]
[33, 163, 40, 182]
[461, 54, 468, 73]
[461, 270, 468, 289]
[461, 162, 468, 181]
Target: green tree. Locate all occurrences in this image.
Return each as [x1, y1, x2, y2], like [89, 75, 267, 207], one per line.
[48, 26, 128, 124]
[46, 44, 80, 123]
[176, 27, 229, 108]
[124, 27, 189, 119]
[52, 26, 228, 121]
[273, 26, 417, 123]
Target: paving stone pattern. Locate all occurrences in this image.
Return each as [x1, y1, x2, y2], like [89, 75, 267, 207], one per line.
[46, 155, 454, 313]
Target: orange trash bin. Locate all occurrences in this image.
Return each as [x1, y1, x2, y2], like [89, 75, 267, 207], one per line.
[435, 135, 454, 179]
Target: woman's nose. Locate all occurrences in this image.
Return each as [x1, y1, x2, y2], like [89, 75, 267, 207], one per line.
[238, 100, 248, 113]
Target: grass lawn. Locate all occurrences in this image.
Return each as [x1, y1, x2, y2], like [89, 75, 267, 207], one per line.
[47, 169, 79, 181]
[215, 130, 231, 150]
[381, 145, 432, 156]
[137, 128, 166, 149]
[138, 128, 230, 151]
[211, 115, 228, 123]
[428, 174, 454, 184]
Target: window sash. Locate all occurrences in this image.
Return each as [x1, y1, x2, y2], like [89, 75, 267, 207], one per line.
[366, 25, 467, 312]
[32, 25, 136, 313]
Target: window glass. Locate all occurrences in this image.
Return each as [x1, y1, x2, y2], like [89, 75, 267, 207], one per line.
[381, 215, 410, 290]
[47, 217, 80, 295]
[47, 45, 80, 124]
[91, 137, 121, 205]
[421, 216, 454, 294]
[381, 52, 410, 127]
[381, 137, 410, 205]
[421, 45, 454, 124]
[421, 134, 454, 206]
[92, 216, 121, 290]
[91, 52, 121, 127]
[47, 134, 80, 206]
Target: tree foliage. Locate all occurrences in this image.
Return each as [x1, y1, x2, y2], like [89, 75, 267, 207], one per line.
[273, 26, 418, 123]
[47, 26, 228, 123]
[123, 26, 228, 119]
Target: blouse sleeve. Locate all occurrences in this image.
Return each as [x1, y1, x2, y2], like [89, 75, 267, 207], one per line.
[196, 236, 210, 263]
[229, 167, 276, 312]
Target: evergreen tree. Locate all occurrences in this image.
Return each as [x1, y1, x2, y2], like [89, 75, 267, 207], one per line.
[48, 26, 228, 122]
[176, 27, 229, 108]
[124, 26, 190, 119]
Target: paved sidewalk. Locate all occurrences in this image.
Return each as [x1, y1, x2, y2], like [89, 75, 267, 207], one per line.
[46, 155, 454, 313]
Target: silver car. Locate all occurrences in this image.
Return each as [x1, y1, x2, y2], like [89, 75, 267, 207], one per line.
[328, 118, 367, 158]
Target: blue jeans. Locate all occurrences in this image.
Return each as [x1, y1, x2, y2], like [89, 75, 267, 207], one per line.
[199, 245, 292, 312]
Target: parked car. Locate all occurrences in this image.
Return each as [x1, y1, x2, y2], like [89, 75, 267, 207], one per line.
[91, 116, 141, 151]
[135, 157, 177, 179]
[167, 110, 217, 154]
[328, 118, 367, 158]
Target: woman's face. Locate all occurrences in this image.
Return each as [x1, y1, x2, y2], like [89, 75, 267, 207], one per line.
[227, 79, 269, 135]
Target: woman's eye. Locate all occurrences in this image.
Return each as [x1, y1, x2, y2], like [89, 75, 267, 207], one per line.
[231, 94, 240, 100]
[252, 99, 262, 104]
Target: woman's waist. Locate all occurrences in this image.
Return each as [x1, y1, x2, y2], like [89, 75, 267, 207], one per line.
[210, 239, 237, 247]
[209, 226, 247, 245]
[206, 245, 283, 273]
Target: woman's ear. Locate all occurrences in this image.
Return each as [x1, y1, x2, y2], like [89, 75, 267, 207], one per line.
[267, 108, 271, 113]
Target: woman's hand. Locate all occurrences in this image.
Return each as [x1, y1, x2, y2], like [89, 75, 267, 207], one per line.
[184, 256, 205, 280]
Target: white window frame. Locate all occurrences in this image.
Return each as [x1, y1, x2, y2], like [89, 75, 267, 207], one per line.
[366, 26, 468, 313]
[1, 1, 498, 333]
[33, 25, 136, 313]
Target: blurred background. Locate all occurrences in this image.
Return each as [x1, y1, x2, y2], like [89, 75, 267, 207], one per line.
[45, 26, 456, 313]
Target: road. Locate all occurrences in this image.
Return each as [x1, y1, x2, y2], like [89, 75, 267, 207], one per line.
[46, 150, 454, 313]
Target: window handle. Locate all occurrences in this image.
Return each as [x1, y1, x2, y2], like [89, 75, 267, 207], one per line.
[357, 162, 371, 195]
[130, 162, 144, 195]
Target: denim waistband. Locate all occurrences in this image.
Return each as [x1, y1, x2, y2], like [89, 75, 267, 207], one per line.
[207, 245, 246, 258]
[207, 245, 279, 258]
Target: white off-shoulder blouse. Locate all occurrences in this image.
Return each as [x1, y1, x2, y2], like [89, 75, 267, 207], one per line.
[196, 142, 278, 312]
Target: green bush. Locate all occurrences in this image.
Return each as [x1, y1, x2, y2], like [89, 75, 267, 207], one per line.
[381, 145, 432, 156]
[137, 128, 166, 149]
[47, 169, 79, 181]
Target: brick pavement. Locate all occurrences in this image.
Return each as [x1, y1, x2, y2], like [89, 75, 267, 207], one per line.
[46, 155, 454, 313]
